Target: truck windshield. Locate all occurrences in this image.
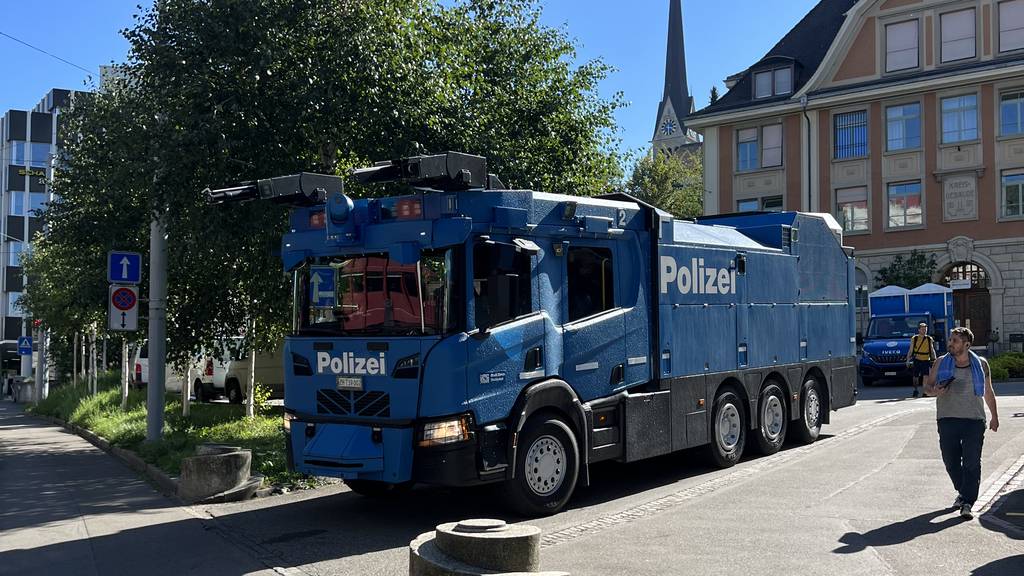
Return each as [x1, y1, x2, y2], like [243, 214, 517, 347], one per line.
[295, 248, 459, 337]
[866, 315, 929, 339]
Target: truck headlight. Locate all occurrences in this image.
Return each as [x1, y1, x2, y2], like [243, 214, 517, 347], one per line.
[418, 415, 471, 447]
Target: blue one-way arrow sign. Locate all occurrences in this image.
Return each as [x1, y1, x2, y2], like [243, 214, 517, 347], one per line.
[108, 251, 142, 284]
[17, 336, 32, 356]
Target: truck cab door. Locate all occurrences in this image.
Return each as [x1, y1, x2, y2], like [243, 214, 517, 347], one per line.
[464, 238, 547, 424]
[561, 241, 627, 401]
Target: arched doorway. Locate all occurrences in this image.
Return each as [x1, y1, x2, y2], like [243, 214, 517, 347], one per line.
[942, 262, 991, 345]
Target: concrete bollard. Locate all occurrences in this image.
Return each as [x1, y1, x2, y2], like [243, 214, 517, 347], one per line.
[409, 519, 569, 576]
[178, 443, 262, 504]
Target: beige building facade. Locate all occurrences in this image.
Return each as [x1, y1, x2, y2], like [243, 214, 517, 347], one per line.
[688, 0, 1024, 347]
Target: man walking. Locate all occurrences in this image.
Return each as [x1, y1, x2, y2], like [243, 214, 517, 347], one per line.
[906, 322, 936, 398]
[924, 327, 999, 519]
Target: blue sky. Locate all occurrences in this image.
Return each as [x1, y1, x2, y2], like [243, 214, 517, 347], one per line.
[0, 0, 819, 156]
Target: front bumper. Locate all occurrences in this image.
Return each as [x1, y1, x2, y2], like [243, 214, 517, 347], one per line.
[858, 358, 911, 380]
[285, 413, 508, 487]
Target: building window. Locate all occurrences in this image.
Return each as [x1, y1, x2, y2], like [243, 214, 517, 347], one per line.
[761, 196, 783, 212]
[834, 111, 868, 159]
[6, 141, 26, 165]
[836, 186, 869, 232]
[886, 20, 919, 72]
[1000, 0, 1024, 52]
[9, 193, 24, 217]
[761, 124, 783, 168]
[887, 181, 923, 228]
[753, 67, 793, 99]
[1000, 91, 1024, 136]
[941, 94, 978, 143]
[737, 128, 759, 171]
[28, 193, 47, 216]
[28, 143, 51, 168]
[855, 269, 870, 309]
[886, 103, 921, 151]
[941, 9, 976, 63]
[1002, 170, 1024, 218]
[7, 242, 23, 267]
[7, 292, 23, 317]
[737, 196, 782, 212]
[737, 199, 760, 212]
[944, 262, 989, 289]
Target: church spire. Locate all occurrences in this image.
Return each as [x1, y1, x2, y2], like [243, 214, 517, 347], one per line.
[663, 0, 690, 122]
[653, 0, 698, 150]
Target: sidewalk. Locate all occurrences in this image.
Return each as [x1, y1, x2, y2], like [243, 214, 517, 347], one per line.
[0, 401, 278, 576]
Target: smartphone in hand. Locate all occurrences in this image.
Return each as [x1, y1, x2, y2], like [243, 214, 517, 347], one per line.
[937, 377, 954, 389]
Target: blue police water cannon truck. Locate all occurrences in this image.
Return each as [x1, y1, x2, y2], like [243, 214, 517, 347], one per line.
[858, 283, 954, 386]
[206, 151, 858, 516]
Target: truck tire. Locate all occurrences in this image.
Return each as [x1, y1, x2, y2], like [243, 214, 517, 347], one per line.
[503, 414, 579, 517]
[346, 479, 413, 497]
[860, 377, 874, 388]
[227, 380, 243, 404]
[707, 388, 746, 468]
[193, 380, 204, 403]
[754, 382, 787, 455]
[793, 378, 822, 444]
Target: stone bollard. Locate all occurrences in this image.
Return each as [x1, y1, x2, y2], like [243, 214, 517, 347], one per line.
[409, 519, 569, 576]
[178, 443, 262, 504]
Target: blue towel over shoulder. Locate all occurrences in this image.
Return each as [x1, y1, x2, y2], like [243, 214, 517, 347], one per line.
[935, 351, 985, 396]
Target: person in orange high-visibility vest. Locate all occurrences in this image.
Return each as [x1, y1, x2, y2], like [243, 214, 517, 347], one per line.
[906, 322, 936, 398]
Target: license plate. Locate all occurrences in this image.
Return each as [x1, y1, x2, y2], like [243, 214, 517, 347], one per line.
[336, 376, 363, 391]
[884, 371, 897, 376]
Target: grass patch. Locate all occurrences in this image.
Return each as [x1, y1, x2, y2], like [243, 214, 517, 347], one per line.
[30, 372, 310, 488]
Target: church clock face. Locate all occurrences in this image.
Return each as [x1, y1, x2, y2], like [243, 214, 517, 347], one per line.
[660, 118, 676, 136]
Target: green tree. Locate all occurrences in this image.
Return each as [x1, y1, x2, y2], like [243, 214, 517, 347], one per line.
[874, 250, 938, 288]
[709, 86, 719, 105]
[624, 150, 703, 218]
[23, 0, 625, 365]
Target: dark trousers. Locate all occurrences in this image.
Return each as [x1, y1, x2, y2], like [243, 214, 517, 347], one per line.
[937, 418, 985, 505]
[912, 359, 931, 388]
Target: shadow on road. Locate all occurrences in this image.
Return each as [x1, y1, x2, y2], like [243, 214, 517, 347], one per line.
[832, 508, 965, 553]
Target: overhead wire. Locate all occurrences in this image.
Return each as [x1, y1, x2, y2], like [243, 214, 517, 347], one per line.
[0, 30, 96, 76]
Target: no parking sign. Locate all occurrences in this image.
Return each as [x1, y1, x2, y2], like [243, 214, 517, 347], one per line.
[109, 285, 139, 331]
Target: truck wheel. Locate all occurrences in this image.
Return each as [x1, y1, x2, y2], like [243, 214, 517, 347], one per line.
[707, 388, 746, 468]
[346, 479, 413, 497]
[754, 383, 787, 455]
[860, 377, 874, 387]
[503, 414, 579, 517]
[227, 380, 243, 404]
[793, 378, 822, 444]
[193, 380, 204, 403]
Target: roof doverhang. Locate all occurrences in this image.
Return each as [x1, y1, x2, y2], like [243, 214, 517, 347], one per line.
[691, 0, 858, 119]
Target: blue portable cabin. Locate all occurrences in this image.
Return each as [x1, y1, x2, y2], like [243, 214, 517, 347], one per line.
[908, 283, 954, 350]
[868, 285, 910, 316]
[209, 152, 858, 515]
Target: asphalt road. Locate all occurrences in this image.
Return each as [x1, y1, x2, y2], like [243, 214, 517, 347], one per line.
[184, 381, 1024, 576]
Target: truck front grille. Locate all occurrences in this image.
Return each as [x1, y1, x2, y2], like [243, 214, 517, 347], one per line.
[871, 353, 904, 364]
[316, 390, 390, 418]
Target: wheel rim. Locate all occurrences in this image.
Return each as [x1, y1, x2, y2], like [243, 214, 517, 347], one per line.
[524, 434, 565, 496]
[716, 402, 742, 451]
[804, 384, 820, 430]
[762, 395, 784, 441]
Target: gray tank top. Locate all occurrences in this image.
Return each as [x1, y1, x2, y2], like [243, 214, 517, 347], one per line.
[936, 359, 988, 421]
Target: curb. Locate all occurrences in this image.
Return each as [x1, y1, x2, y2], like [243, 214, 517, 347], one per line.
[45, 414, 183, 503]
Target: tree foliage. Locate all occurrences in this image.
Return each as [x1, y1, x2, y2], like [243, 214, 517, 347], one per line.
[874, 250, 938, 289]
[624, 150, 703, 218]
[709, 86, 719, 105]
[23, 0, 625, 367]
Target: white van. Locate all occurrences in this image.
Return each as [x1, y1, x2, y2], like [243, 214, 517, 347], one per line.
[189, 342, 232, 403]
[221, 340, 286, 403]
[132, 342, 187, 393]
